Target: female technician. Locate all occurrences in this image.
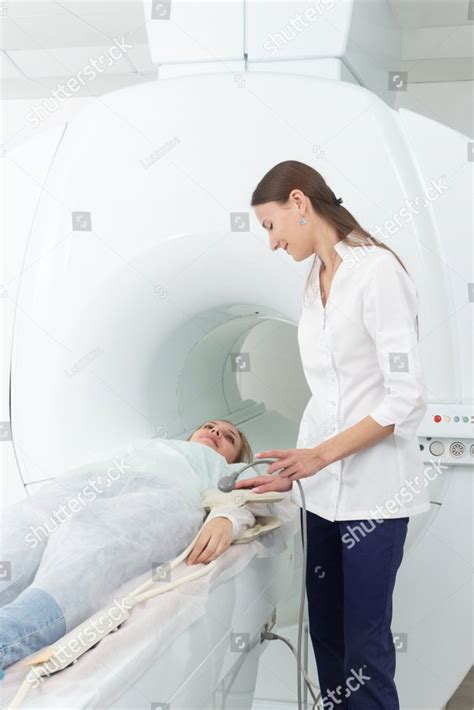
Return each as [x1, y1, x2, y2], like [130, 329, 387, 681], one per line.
[235, 160, 430, 709]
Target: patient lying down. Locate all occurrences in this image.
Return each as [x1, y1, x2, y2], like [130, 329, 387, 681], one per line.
[0, 419, 295, 672]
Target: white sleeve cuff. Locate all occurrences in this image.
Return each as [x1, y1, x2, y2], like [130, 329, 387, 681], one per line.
[369, 392, 427, 440]
[205, 492, 299, 541]
[205, 505, 256, 541]
[246, 490, 299, 525]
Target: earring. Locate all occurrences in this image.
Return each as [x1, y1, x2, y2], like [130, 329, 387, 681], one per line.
[299, 215, 307, 225]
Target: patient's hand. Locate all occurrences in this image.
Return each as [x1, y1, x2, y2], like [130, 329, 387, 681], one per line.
[186, 517, 233, 565]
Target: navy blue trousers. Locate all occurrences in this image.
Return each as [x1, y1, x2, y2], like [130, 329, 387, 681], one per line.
[301, 510, 409, 709]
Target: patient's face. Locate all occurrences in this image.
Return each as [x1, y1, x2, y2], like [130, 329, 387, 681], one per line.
[190, 420, 242, 464]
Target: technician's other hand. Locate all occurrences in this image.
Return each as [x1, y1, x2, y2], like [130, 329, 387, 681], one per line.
[234, 475, 293, 494]
[186, 517, 232, 565]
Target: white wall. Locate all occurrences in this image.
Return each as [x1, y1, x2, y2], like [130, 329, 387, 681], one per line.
[395, 80, 473, 138]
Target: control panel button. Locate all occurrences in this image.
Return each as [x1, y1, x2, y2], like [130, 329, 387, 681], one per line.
[449, 441, 465, 457]
[429, 441, 445, 457]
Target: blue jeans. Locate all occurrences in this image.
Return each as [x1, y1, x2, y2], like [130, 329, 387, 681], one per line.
[0, 588, 66, 669]
[0, 498, 67, 669]
[302, 510, 409, 709]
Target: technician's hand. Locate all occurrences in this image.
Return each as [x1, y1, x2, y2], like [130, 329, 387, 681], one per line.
[240, 448, 325, 486]
[186, 517, 233, 565]
[234, 474, 293, 494]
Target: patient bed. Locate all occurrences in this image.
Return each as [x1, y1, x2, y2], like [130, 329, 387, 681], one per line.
[1, 509, 299, 709]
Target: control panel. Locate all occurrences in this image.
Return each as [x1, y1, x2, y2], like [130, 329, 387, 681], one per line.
[417, 404, 474, 465]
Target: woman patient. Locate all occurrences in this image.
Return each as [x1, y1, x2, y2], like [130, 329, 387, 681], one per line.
[0, 419, 283, 671]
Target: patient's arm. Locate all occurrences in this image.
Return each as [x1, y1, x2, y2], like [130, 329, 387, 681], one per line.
[186, 517, 233, 565]
[206, 490, 298, 541]
[187, 491, 299, 565]
[206, 504, 257, 540]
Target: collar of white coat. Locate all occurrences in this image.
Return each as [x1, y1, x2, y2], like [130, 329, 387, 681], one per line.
[315, 236, 353, 266]
[333, 237, 354, 261]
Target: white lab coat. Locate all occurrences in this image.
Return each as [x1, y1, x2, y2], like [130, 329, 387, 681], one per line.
[209, 234, 430, 535]
[294, 235, 430, 521]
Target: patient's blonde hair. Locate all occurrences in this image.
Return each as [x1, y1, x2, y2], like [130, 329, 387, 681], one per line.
[187, 419, 254, 464]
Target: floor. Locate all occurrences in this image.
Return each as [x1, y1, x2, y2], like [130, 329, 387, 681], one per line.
[445, 666, 474, 709]
[252, 623, 318, 709]
[251, 625, 473, 710]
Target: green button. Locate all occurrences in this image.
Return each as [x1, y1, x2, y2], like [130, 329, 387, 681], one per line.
[454, 416, 460, 422]
[462, 416, 469, 423]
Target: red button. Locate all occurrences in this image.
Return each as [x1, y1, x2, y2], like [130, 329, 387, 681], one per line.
[434, 415, 442, 423]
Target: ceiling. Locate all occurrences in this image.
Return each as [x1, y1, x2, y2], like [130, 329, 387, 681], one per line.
[1, 1, 149, 50]
[0, 1, 156, 98]
[0, 1, 473, 99]
[388, 0, 473, 28]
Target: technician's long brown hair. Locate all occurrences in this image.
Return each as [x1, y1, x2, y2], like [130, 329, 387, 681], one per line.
[250, 160, 419, 338]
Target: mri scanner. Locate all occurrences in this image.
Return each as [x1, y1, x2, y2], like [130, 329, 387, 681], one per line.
[1, 2, 473, 707]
